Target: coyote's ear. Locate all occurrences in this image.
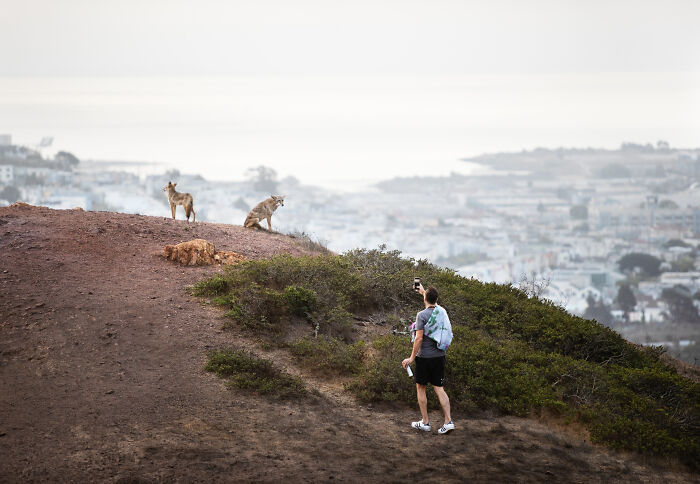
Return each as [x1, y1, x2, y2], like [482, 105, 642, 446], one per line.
[173, 182, 177, 187]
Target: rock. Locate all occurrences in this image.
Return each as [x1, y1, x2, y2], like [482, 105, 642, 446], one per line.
[213, 250, 247, 265]
[162, 239, 246, 266]
[163, 239, 216, 266]
[9, 202, 33, 209]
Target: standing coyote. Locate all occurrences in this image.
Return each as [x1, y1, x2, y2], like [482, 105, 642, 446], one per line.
[244, 195, 285, 230]
[163, 181, 196, 222]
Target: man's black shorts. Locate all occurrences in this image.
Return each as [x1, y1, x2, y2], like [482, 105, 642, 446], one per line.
[414, 356, 446, 387]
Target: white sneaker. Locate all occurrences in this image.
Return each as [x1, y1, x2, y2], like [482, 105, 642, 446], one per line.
[411, 419, 431, 432]
[438, 421, 455, 434]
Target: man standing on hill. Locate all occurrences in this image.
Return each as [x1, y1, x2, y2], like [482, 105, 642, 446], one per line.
[402, 284, 454, 434]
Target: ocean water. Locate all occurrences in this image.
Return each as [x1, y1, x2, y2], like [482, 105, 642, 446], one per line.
[1, 73, 698, 190]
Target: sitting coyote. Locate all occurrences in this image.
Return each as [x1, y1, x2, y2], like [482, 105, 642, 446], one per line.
[244, 195, 285, 230]
[163, 181, 196, 222]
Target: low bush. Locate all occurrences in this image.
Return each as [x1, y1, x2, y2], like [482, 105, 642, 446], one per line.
[353, 328, 699, 467]
[196, 247, 700, 467]
[193, 273, 230, 296]
[345, 334, 423, 407]
[349, 328, 566, 417]
[205, 349, 306, 399]
[286, 230, 331, 254]
[290, 336, 365, 375]
[281, 285, 318, 316]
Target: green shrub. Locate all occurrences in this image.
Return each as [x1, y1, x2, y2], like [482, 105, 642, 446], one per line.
[286, 230, 331, 254]
[350, 328, 567, 417]
[195, 247, 700, 467]
[192, 273, 229, 296]
[290, 336, 365, 374]
[282, 285, 318, 316]
[312, 306, 355, 340]
[205, 349, 306, 399]
[346, 334, 425, 406]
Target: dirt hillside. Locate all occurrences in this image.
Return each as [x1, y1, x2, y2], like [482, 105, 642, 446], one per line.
[0, 205, 695, 483]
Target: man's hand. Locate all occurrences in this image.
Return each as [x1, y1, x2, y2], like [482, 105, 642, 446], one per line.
[415, 283, 425, 295]
[402, 357, 413, 369]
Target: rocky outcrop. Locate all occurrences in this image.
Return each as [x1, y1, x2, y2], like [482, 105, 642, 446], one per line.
[213, 250, 247, 265]
[163, 239, 246, 266]
[9, 202, 34, 209]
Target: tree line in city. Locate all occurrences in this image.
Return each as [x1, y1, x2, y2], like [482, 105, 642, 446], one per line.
[584, 245, 699, 327]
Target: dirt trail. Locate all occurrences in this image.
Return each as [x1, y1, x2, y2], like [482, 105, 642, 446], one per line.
[0, 205, 694, 483]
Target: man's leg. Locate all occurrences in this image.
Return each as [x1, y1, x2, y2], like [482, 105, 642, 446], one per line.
[433, 386, 451, 424]
[416, 384, 429, 423]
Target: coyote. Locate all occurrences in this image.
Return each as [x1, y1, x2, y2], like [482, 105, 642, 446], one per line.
[244, 195, 285, 230]
[162, 181, 196, 222]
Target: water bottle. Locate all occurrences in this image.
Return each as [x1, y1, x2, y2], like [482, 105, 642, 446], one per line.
[406, 365, 413, 377]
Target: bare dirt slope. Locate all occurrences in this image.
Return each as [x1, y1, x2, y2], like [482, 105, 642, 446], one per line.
[0, 205, 694, 483]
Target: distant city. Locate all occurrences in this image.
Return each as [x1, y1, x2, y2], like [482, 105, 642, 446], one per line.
[1, 134, 698, 365]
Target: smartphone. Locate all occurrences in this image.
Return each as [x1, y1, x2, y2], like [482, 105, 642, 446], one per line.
[413, 277, 420, 290]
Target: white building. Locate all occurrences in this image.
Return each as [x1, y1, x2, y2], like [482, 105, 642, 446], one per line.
[659, 272, 700, 292]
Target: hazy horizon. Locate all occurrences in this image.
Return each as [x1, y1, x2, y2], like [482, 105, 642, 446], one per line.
[2, 1, 699, 187]
[3, 73, 699, 187]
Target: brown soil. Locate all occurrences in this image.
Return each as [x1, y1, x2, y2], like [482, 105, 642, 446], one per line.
[0, 205, 695, 483]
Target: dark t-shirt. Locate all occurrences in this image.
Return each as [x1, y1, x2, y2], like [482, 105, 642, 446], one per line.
[415, 307, 446, 358]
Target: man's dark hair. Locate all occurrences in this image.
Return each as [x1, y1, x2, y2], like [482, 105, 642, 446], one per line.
[425, 286, 439, 305]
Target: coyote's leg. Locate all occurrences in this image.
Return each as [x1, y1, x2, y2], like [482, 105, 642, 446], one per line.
[190, 207, 196, 223]
[266, 215, 272, 231]
[170, 202, 176, 220]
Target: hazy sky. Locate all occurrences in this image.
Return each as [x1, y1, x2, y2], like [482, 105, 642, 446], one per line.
[2, 1, 699, 185]
[3, 0, 700, 76]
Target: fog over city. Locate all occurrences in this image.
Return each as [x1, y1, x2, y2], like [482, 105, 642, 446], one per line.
[2, 0, 700, 363]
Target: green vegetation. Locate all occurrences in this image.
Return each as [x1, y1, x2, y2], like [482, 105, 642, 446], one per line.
[290, 336, 366, 374]
[286, 230, 331, 254]
[205, 349, 306, 399]
[0, 185, 20, 203]
[661, 286, 700, 324]
[664, 239, 693, 249]
[195, 248, 700, 468]
[569, 204, 589, 220]
[245, 165, 279, 193]
[616, 284, 636, 321]
[582, 294, 614, 327]
[618, 252, 662, 277]
[659, 199, 679, 209]
[671, 256, 696, 273]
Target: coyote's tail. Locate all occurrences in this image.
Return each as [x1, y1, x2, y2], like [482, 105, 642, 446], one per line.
[186, 203, 196, 222]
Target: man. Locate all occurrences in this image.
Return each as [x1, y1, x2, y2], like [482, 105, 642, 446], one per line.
[402, 284, 455, 434]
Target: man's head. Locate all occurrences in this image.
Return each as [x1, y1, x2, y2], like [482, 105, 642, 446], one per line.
[424, 286, 439, 305]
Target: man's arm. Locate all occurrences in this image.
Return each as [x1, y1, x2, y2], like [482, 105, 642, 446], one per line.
[402, 329, 423, 369]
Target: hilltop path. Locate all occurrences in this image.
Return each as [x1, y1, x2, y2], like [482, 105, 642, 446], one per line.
[0, 205, 694, 483]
